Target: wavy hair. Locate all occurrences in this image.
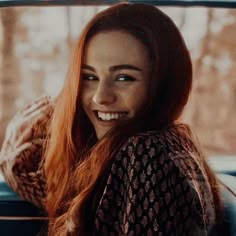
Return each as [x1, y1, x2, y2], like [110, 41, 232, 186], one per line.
[44, 3, 222, 235]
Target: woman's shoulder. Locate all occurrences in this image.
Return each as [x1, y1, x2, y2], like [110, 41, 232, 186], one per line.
[101, 123, 216, 234]
[117, 122, 206, 182]
[121, 122, 199, 155]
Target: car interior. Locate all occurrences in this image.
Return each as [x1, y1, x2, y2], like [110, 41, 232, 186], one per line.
[0, 0, 235, 235]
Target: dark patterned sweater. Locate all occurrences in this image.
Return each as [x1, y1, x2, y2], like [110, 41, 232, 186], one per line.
[0, 123, 216, 235]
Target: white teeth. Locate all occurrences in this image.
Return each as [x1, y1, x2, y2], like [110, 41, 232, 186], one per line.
[97, 111, 127, 121]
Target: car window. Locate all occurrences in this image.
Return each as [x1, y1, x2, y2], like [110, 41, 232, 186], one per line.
[0, 4, 235, 169]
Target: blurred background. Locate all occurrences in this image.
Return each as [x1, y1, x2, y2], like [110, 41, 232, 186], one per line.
[0, 6, 235, 157]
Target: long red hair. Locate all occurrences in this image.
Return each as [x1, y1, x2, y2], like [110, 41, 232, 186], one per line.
[44, 3, 221, 235]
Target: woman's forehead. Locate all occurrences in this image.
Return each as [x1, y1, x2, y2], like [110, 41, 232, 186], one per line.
[83, 31, 150, 68]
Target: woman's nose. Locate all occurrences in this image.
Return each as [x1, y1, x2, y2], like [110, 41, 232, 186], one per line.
[92, 81, 116, 105]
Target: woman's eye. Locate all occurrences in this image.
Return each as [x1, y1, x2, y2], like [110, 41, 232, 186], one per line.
[82, 74, 98, 81]
[116, 75, 136, 81]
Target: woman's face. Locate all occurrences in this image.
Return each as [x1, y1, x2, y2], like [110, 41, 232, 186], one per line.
[81, 30, 151, 139]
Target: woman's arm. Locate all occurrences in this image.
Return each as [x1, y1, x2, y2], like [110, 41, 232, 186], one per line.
[0, 96, 54, 209]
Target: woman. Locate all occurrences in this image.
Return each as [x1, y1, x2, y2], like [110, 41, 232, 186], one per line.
[0, 3, 222, 235]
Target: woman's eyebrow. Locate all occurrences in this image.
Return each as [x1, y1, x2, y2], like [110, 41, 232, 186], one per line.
[109, 64, 142, 72]
[82, 64, 95, 72]
[81, 64, 142, 72]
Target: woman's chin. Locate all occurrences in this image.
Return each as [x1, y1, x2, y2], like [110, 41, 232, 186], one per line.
[96, 128, 111, 140]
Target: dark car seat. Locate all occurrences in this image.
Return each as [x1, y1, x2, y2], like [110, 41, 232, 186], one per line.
[0, 173, 236, 235]
[214, 174, 236, 236]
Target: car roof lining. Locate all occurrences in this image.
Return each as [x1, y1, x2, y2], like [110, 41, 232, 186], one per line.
[0, 0, 236, 8]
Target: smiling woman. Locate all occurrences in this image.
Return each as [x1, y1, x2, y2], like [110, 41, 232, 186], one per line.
[81, 31, 151, 139]
[0, 3, 224, 236]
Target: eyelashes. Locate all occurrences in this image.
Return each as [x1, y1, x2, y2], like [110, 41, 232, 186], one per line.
[81, 73, 137, 82]
[116, 74, 136, 81]
[81, 73, 98, 81]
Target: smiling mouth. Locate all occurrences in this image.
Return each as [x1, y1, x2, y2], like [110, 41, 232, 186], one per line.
[94, 111, 128, 121]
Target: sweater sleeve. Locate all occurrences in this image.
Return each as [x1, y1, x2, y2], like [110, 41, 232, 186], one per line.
[0, 140, 47, 209]
[0, 96, 54, 210]
[94, 133, 208, 235]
